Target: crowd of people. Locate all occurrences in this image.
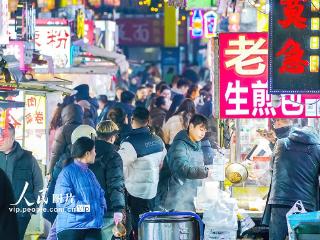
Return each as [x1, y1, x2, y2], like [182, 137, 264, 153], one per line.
[0, 68, 218, 240]
[2, 65, 319, 240]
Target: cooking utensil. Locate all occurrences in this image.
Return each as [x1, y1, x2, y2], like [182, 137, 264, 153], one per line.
[225, 163, 248, 184]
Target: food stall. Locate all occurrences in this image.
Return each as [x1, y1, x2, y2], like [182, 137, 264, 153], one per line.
[0, 79, 72, 238]
[196, 31, 320, 239]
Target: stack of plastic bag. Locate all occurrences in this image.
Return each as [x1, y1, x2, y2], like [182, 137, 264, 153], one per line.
[202, 189, 238, 240]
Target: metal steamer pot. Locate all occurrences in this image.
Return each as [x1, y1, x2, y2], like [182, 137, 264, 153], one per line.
[138, 211, 204, 240]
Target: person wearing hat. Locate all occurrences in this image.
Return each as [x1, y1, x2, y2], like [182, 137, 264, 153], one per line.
[89, 120, 126, 240]
[73, 84, 99, 126]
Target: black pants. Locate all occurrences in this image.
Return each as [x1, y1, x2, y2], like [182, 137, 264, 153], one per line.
[269, 206, 291, 240]
[127, 194, 154, 239]
[57, 228, 102, 240]
[17, 216, 31, 240]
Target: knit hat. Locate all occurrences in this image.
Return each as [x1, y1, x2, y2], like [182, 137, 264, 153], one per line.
[71, 125, 97, 144]
[74, 84, 90, 101]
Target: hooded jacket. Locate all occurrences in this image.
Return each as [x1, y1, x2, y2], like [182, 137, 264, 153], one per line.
[48, 104, 83, 174]
[269, 127, 320, 210]
[0, 142, 43, 218]
[164, 130, 208, 211]
[89, 140, 125, 217]
[118, 127, 167, 199]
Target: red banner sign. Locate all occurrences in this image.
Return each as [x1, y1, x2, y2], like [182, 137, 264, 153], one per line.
[219, 32, 320, 119]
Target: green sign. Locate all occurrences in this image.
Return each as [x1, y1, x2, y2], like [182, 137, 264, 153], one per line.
[186, 0, 216, 9]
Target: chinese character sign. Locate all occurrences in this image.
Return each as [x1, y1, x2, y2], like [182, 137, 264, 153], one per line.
[269, 0, 320, 94]
[219, 32, 320, 119]
[35, 26, 71, 68]
[0, 0, 9, 45]
[24, 94, 46, 161]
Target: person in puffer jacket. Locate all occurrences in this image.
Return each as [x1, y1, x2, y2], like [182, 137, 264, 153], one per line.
[54, 137, 106, 240]
[118, 107, 167, 238]
[48, 103, 83, 175]
[267, 127, 320, 240]
[164, 114, 210, 211]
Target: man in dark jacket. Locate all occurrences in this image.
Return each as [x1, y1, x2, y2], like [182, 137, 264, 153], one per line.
[0, 124, 43, 240]
[261, 119, 293, 227]
[90, 120, 126, 240]
[164, 114, 210, 211]
[267, 127, 320, 240]
[0, 168, 19, 239]
[48, 103, 83, 174]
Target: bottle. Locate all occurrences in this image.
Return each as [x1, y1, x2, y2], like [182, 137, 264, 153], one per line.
[191, 10, 204, 38]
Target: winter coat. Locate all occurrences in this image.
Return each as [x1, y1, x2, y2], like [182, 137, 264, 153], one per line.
[89, 140, 125, 217]
[162, 114, 185, 145]
[118, 127, 167, 199]
[0, 168, 18, 239]
[149, 108, 167, 129]
[164, 130, 208, 211]
[48, 104, 83, 174]
[268, 127, 320, 211]
[0, 142, 43, 218]
[54, 161, 106, 233]
[269, 126, 292, 151]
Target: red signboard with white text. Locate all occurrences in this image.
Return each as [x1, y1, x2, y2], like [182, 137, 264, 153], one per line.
[219, 32, 320, 119]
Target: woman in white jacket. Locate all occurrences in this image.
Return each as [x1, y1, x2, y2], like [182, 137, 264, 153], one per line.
[162, 99, 196, 145]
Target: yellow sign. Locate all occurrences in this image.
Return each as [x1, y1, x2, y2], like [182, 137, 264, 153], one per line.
[257, 0, 269, 32]
[164, 3, 179, 47]
[76, 10, 85, 39]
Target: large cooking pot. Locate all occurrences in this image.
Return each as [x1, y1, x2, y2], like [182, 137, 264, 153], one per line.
[138, 211, 204, 240]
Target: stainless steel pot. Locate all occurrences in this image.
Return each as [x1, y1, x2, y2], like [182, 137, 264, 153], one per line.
[138, 212, 204, 240]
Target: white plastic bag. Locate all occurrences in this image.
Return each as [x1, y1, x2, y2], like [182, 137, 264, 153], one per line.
[286, 200, 307, 240]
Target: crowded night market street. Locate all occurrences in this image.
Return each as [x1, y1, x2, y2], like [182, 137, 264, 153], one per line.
[0, 0, 320, 239]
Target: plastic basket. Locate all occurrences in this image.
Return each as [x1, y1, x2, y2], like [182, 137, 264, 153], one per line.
[288, 211, 320, 232]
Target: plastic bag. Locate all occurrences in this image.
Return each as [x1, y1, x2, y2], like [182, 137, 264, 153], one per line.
[286, 200, 307, 240]
[238, 211, 255, 236]
[202, 195, 238, 230]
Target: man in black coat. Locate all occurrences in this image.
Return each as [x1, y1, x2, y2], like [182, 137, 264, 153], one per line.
[90, 120, 126, 240]
[267, 127, 320, 240]
[0, 168, 19, 239]
[0, 124, 43, 240]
